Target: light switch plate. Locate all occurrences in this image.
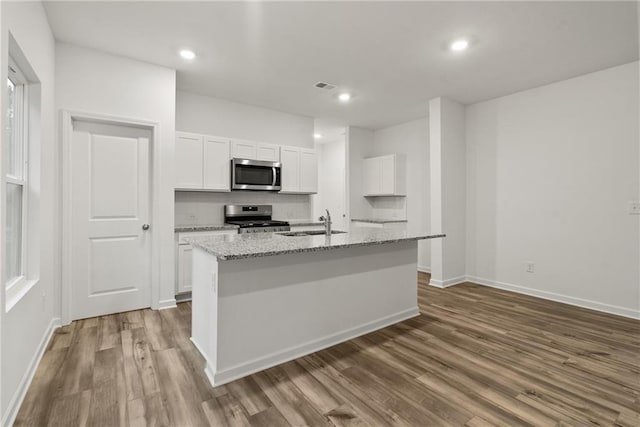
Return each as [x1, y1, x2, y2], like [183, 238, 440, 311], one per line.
[629, 201, 640, 215]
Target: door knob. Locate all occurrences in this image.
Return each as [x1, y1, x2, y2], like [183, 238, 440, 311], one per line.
[142, 224, 150, 231]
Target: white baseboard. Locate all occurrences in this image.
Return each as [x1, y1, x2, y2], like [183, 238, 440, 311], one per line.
[466, 275, 640, 320]
[3, 317, 61, 427]
[417, 265, 431, 273]
[203, 307, 420, 387]
[429, 275, 466, 288]
[157, 298, 177, 310]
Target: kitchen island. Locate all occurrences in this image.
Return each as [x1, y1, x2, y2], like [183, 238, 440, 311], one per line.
[187, 228, 445, 387]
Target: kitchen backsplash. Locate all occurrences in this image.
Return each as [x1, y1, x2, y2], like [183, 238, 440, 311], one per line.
[175, 191, 312, 225]
[368, 196, 407, 220]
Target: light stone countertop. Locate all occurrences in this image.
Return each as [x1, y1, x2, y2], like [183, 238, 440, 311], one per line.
[351, 218, 409, 224]
[186, 228, 445, 261]
[175, 224, 239, 233]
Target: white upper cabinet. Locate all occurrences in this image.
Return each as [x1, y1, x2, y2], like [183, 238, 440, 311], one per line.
[231, 140, 280, 161]
[257, 142, 280, 161]
[279, 146, 300, 193]
[176, 131, 315, 193]
[175, 132, 204, 189]
[279, 146, 318, 194]
[299, 149, 318, 193]
[203, 135, 231, 191]
[175, 131, 231, 192]
[364, 156, 381, 196]
[231, 140, 257, 159]
[363, 154, 406, 196]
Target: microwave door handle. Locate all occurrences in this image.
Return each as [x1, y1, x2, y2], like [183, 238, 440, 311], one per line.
[272, 167, 276, 186]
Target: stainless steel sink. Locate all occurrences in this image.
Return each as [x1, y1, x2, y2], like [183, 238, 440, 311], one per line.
[278, 230, 347, 237]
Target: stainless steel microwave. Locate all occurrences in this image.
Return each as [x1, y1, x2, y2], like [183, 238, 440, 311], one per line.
[231, 158, 281, 191]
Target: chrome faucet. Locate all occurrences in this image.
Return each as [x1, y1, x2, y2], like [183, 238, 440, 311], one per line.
[319, 209, 332, 236]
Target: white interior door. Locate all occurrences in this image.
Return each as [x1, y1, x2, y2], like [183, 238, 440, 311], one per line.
[70, 120, 152, 320]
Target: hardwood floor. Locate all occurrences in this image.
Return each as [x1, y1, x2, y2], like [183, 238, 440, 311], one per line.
[15, 273, 640, 426]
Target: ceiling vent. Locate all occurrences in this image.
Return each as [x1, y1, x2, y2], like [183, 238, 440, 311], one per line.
[314, 82, 336, 90]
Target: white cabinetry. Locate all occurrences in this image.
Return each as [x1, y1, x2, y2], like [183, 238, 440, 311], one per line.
[231, 140, 257, 159]
[177, 244, 193, 294]
[256, 143, 280, 161]
[231, 140, 280, 161]
[176, 131, 309, 192]
[300, 149, 318, 193]
[176, 229, 238, 294]
[203, 136, 231, 191]
[363, 154, 406, 196]
[280, 146, 318, 194]
[280, 146, 300, 192]
[175, 132, 230, 191]
[175, 132, 204, 189]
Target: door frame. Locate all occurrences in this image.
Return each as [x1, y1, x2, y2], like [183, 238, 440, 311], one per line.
[60, 110, 161, 324]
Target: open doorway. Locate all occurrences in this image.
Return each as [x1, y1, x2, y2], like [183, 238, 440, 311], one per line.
[313, 120, 347, 230]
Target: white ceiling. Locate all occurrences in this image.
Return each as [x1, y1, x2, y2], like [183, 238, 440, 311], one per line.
[43, 1, 638, 130]
[314, 118, 346, 144]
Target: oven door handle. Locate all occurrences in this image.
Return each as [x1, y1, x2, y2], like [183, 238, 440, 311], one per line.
[272, 167, 277, 186]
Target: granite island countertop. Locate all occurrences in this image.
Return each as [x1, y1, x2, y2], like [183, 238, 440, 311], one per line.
[351, 218, 408, 224]
[186, 228, 445, 261]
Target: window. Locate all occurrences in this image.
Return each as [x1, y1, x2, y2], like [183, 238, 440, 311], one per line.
[5, 58, 28, 290]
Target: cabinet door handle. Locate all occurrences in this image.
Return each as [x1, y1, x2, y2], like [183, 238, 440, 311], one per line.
[142, 224, 150, 231]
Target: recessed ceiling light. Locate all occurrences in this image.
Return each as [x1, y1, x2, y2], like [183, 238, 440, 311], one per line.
[338, 93, 352, 102]
[314, 133, 323, 139]
[450, 39, 469, 52]
[179, 49, 196, 60]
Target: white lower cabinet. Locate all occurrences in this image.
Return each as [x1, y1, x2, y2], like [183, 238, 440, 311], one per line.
[176, 229, 238, 294]
[177, 244, 193, 294]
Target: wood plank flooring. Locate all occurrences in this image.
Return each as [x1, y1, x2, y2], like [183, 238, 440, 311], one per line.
[15, 273, 640, 426]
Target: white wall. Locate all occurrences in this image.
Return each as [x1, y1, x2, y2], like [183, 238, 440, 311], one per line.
[313, 138, 347, 230]
[175, 192, 311, 225]
[372, 118, 431, 270]
[430, 98, 467, 287]
[347, 126, 374, 220]
[466, 61, 640, 318]
[176, 90, 314, 148]
[175, 90, 315, 225]
[0, 1, 57, 423]
[55, 43, 177, 309]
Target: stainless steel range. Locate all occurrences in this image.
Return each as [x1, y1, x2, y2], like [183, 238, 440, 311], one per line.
[224, 205, 290, 234]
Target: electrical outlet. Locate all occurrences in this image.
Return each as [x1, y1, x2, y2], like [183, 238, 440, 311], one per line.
[629, 201, 640, 215]
[526, 262, 535, 273]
